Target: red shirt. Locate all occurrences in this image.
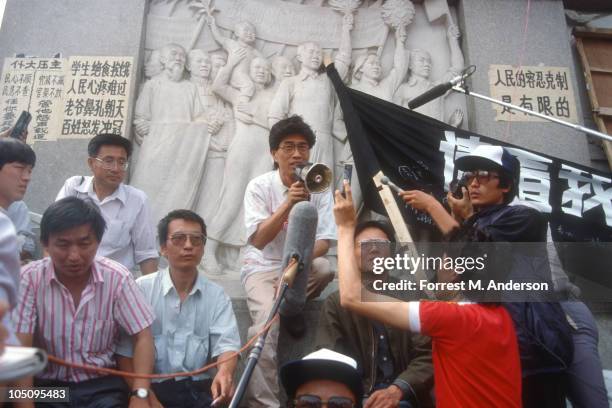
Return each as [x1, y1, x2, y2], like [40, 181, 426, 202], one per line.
[408, 301, 522, 408]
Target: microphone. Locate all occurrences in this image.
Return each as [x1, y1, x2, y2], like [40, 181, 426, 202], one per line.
[407, 65, 476, 110]
[380, 176, 404, 194]
[278, 201, 318, 318]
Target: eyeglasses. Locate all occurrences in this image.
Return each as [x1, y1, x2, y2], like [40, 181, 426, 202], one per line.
[169, 233, 206, 247]
[291, 395, 355, 408]
[463, 170, 499, 185]
[358, 238, 391, 246]
[279, 142, 309, 154]
[94, 157, 129, 171]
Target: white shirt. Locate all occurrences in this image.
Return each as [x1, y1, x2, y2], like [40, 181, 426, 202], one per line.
[241, 170, 337, 281]
[56, 176, 158, 271]
[7, 201, 35, 254]
[116, 268, 241, 382]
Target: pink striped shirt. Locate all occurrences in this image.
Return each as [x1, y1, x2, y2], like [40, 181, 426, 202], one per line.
[13, 256, 154, 382]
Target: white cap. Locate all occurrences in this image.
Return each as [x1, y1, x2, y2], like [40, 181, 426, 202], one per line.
[455, 145, 519, 176]
[302, 348, 358, 369]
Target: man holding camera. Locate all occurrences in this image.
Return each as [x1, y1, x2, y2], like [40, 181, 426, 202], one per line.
[316, 220, 434, 408]
[400, 145, 571, 407]
[241, 115, 336, 408]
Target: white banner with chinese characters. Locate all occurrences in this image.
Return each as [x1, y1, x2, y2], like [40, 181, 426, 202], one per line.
[488, 65, 578, 124]
[60, 56, 134, 139]
[0, 58, 66, 143]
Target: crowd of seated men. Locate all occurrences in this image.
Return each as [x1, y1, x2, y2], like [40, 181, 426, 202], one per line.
[0, 118, 608, 407]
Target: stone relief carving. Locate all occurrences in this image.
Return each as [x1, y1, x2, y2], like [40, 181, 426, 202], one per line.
[267, 16, 353, 172]
[188, 49, 234, 228]
[394, 22, 465, 126]
[137, 0, 467, 276]
[130, 43, 208, 224]
[204, 48, 276, 274]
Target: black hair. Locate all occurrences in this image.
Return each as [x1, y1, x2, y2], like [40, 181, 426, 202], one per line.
[269, 115, 316, 151]
[269, 116, 316, 170]
[498, 169, 517, 204]
[354, 220, 396, 243]
[87, 133, 133, 158]
[40, 197, 106, 245]
[158, 209, 207, 246]
[0, 138, 36, 170]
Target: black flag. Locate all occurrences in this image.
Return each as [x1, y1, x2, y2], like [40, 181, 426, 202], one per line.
[327, 64, 612, 290]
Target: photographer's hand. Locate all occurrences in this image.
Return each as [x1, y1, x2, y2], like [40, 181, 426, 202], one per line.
[334, 180, 357, 229]
[447, 187, 473, 222]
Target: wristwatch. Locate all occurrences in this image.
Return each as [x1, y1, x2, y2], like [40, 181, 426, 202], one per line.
[130, 388, 149, 399]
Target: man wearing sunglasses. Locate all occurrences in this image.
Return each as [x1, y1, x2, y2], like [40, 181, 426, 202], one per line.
[241, 115, 337, 407]
[56, 133, 158, 275]
[117, 209, 241, 408]
[316, 220, 433, 408]
[280, 348, 363, 408]
[399, 145, 571, 407]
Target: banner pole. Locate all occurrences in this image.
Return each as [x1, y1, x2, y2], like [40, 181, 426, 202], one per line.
[372, 171, 433, 298]
[451, 85, 612, 143]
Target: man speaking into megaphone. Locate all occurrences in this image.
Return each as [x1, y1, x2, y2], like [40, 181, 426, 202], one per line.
[240, 115, 337, 408]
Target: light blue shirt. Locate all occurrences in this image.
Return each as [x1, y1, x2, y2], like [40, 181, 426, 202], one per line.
[117, 268, 241, 381]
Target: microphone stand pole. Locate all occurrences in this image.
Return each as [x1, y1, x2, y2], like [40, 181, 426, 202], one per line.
[451, 84, 612, 143]
[228, 257, 301, 408]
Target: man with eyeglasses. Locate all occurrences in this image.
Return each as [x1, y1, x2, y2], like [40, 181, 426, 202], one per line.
[333, 179, 523, 408]
[56, 133, 158, 275]
[399, 145, 571, 407]
[316, 220, 434, 408]
[280, 348, 363, 408]
[241, 115, 337, 408]
[116, 209, 240, 408]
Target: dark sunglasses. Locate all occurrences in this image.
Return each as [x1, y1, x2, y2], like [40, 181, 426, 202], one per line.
[463, 170, 500, 184]
[290, 394, 355, 408]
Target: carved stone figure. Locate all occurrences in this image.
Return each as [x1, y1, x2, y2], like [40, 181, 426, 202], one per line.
[208, 15, 265, 101]
[268, 14, 353, 175]
[350, 27, 408, 101]
[210, 50, 228, 80]
[130, 43, 208, 224]
[394, 22, 464, 127]
[144, 49, 163, 81]
[270, 55, 296, 92]
[204, 48, 276, 275]
[187, 49, 234, 227]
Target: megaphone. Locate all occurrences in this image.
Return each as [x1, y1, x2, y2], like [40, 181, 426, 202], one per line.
[294, 162, 332, 193]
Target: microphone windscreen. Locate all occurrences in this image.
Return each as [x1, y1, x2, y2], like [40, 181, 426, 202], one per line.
[407, 82, 453, 110]
[279, 201, 318, 317]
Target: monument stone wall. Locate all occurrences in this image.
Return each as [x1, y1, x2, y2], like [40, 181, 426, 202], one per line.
[0, 0, 148, 214]
[458, 0, 591, 164]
